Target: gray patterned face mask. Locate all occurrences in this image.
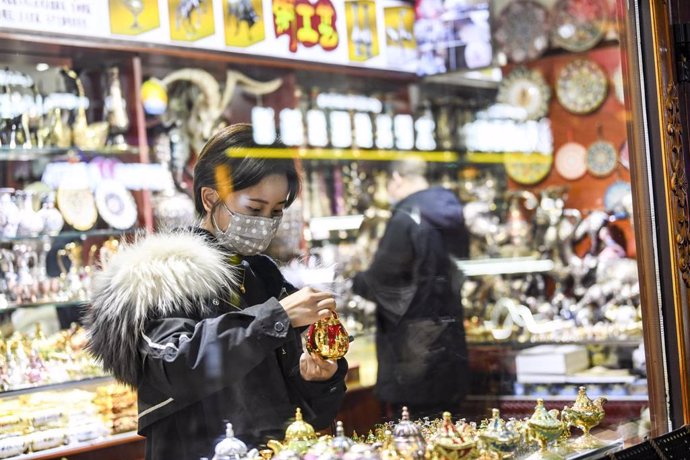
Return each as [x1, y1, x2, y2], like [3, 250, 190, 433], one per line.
[212, 202, 281, 256]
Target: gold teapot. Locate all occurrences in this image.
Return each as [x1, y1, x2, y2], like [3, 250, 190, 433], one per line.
[525, 399, 563, 460]
[477, 409, 519, 459]
[267, 408, 317, 455]
[562, 386, 607, 450]
[427, 412, 476, 460]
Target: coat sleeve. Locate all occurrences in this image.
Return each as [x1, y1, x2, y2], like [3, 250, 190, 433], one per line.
[352, 212, 417, 324]
[140, 298, 292, 403]
[286, 357, 348, 430]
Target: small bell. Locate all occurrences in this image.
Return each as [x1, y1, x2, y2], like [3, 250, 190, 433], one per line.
[213, 423, 248, 460]
[392, 407, 426, 460]
[306, 313, 350, 360]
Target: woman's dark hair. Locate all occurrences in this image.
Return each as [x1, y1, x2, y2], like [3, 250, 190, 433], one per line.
[193, 123, 300, 216]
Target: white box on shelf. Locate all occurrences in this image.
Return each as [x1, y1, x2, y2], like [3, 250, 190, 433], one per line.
[515, 344, 589, 376]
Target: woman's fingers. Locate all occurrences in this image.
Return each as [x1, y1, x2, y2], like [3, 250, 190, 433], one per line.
[315, 297, 336, 311]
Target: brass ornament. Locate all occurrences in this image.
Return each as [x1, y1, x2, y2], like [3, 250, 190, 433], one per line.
[427, 412, 476, 460]
[477, 409, 519, 459]
[267, 408, 317, 455]
[305, 313, 350, 360]
[562, 386, 607, 450]
[62, 68, 109, 150]
[524, 399, 563, 460]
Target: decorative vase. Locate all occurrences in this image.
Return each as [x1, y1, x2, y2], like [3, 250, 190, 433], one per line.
[37, 192, 64, 236]
[0, 188, 19, 238]
[16, 191, 44, 237]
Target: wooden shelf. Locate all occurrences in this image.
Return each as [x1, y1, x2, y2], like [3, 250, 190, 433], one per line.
[0, 376, 113, 399]
[0, 228, 135, 244]
[0, 146, 139, 162]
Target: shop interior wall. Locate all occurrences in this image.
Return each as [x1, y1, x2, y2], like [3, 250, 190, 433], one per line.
[505, 45, 635, 258]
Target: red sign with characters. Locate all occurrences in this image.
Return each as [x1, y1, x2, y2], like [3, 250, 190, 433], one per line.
[272, 0, 339, 53]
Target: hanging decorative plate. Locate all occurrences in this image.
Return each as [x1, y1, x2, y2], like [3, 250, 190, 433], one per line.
[556, 59, 608, 114]
[551, 0, 609, 52]
[554, 142, 587, 180]
[504, 152, 553, 185]
[612, 64, 625, 104]
[95, 179, 138, 230]
[497, 67, 551, 120]
[56, 184, 98, 231]
[587, 140, 618, 177]
[620, 140, 630, 169]
[494, 0, 549, 64]
[604, 181, 632, 212]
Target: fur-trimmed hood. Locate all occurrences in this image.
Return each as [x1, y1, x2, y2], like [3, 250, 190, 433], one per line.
[85, 230, 237, 385]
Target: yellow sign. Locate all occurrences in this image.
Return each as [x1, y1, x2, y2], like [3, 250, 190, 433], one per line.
[345, 0, 379, 62]
[383, 6, 416, 51]
[109, 0, 160, 35]
[224, 0, 265, 47]
[168, 0, 215, 42]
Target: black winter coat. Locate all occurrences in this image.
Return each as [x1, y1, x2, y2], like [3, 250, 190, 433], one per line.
[86, 229, 347, 460]
[352, 187, 469, 406]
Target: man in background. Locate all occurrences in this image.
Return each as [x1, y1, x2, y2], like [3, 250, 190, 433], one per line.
[352, 157, 470, 419]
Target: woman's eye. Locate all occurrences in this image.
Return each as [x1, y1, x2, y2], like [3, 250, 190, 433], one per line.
[247, 207, 261, 213]
[272, 210, 284, 217]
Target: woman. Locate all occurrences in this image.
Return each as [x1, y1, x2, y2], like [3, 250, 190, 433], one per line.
[86, 124, 347, 460]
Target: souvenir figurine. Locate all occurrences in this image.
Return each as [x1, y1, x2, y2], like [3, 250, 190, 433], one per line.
[392, 407, 426, 460]
[213, 423, 248, 460]
[427, 412, 476, 460]
[525, 400, 563, 460]
[477, 409, 519, 459]
[562, 387, 607, 450]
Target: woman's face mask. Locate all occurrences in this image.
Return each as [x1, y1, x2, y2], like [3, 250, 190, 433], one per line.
[212, 202, 282, 256]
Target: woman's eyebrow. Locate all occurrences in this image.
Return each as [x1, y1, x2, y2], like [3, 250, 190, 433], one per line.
[248, 198, 287, 205]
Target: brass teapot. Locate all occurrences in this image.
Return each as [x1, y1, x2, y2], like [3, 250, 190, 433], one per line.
[427, 412, 476, 460]
[562, 386, 607, 450]
[62, 68, 108, 150]
[267, 408, 317, 455]
[477, 409, 519, 459]
[525, 400, 563, 460]
[392, 407, 426, 460]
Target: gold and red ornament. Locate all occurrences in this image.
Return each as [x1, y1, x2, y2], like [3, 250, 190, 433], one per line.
[305, 313, 350, 360]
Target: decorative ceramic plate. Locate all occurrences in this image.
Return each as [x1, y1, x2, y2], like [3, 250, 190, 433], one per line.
[554, 142, 587, 180]
[504, 152, 553, 185]
[613, 64, 625, 104]
[551, 0, 609, 52]
[56, 185, 98, 231]
[604, 181, 632, 212]
[497, 67, 551, 120]
[494, 0, 549, 64]
[620, 140, 630, 169]
[587, 140, 618, 177]
[587, 141, 618, 177]
[95, 179, 138, 230]
[556, 59, 608, 114]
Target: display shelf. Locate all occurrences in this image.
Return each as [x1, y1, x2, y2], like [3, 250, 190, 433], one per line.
[0, 228, 135, 244]
[232, 147, 460, 163]
[2, 299, 88, 312]
[456, 256, 554, 276]
[466, 394, 649, 403]
[467, 339, 643, 348]
[11, 431, 142, 460]
[0, 375, 113, 399]
[0, 146, 140, 162]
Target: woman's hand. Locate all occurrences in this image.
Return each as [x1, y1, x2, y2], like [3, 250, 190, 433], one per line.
[279, 287, 336, 328]
[299, 352, 338, 381]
